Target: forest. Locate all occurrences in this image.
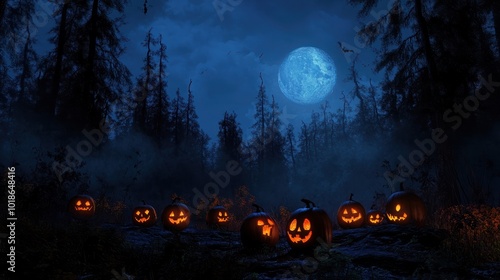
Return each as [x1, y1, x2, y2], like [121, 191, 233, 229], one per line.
[1, 0, 500, 279]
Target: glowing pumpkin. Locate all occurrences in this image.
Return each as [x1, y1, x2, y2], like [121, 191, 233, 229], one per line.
[206, 205, 229, 228]
[366, 208, 385, 226]
[132, 201, 157, 227]
[68, 194, 95, 220]
[385, 184, 426, 226]
[286, 198, 332, 251]
[336, 193, 366, 229]
[240, 203, 279, 248]
[161, 197, 191, 232]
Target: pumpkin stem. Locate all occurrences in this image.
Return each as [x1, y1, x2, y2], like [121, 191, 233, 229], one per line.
[370, 204, 375, 210]
[252, 203, 264, 212]
[301, 198, 316, 208]
[349, 193, 354, 200]
[399, 182, 404, 191]
[172, 196, 181, 203]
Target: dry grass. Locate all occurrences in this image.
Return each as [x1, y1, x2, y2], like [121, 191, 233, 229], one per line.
[433, 204, 500, 265]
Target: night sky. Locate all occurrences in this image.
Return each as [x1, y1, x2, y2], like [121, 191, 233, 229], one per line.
[33, 0, 379, 141]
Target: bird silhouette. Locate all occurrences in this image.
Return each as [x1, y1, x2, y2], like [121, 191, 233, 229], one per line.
[338, 41, 354, 53]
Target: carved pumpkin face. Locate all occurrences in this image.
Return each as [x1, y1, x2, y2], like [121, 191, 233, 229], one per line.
[132, 203, 157, 227]
[288, 218, 313, 243]
[217, 211, 229, 222]
[206, 205, 229, 228]
[168, 210, 188, 224]
[257, 218, 275, 236]
[385, 187, 426, 226]
[366, 209, 384, 226]
[68, 195, 95, 219]
[286, 199, 332, 251]
[161, 199, 191, 232]
[240, 204, 280, 248]
[336, 194, 366, 229]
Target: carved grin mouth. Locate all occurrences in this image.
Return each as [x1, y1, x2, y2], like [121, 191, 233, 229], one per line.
[75, 206, 92, 211]
[387, 213, 407, 221]
[287, 231, 313, 243]
[217, 217, 229, 223]
[135, 216, 151, 223]
[169, 217, 187, 224]
[341, 213, 362, 223]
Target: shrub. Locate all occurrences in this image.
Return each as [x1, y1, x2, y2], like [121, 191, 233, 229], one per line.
[433, 204, 500, 265]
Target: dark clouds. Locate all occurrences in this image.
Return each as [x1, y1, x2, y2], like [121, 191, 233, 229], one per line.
[29, 0, 375, 141]
[119, 0, 371, 141]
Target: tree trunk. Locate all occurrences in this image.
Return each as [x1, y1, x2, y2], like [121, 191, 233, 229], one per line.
[0, 0, 6, 28]
[414, 0, 439, 96]
[50, 1, 69, 116]
[415, 0, 460, 206]
[142, 30, 152, 130]
[84, 0, 99, 127]
[18, 22, 30, 100]
[186, 79, 192, 139]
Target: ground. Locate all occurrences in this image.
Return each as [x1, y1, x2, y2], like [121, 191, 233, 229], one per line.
[70, 223, 499, 279]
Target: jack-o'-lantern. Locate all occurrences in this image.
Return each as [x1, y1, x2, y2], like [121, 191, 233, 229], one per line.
[336, 193, 366, 229]
[385, 184, 426, 226]
[68, 194, 95, 220]
[366, 207, 384, 226]
[286, 198, 332, 251]
[132, 201, 157, 227]
[161, 197, 191, 232]
[206, 205, 229, 228]
[240, 203, 279, 248]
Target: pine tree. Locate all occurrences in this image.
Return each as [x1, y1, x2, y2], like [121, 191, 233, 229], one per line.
[133, 28, 157, 131]
[148, 34, 170, 144]
[349, 0, 500, 205]
[171, 88, 186, 152]
[217, 111, 243, 164]
[40, 0, 131, 130]
[285, 123, 296, 170]
[9, 0, 37, 104]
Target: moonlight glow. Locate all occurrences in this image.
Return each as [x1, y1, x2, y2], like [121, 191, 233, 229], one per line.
[278, 47, 336, 104]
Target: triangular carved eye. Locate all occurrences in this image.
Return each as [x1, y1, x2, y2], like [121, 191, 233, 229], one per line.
[76, 201, 82, 206]
[224, 212, 228, 216]
[180, 211, 185, 216]
[376, 214, 379, 218]
[218, 212, 222, 216]
[343, 209, 348, 215]
[169, 211, 175, 217]
[351, 208, 358, 214]
[267, 219, 274, 225]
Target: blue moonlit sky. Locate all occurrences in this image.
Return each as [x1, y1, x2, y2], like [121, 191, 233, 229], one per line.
[35, 0, 380, 141]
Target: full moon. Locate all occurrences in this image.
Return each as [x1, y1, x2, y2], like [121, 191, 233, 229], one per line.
[278, 47, 336, 104]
